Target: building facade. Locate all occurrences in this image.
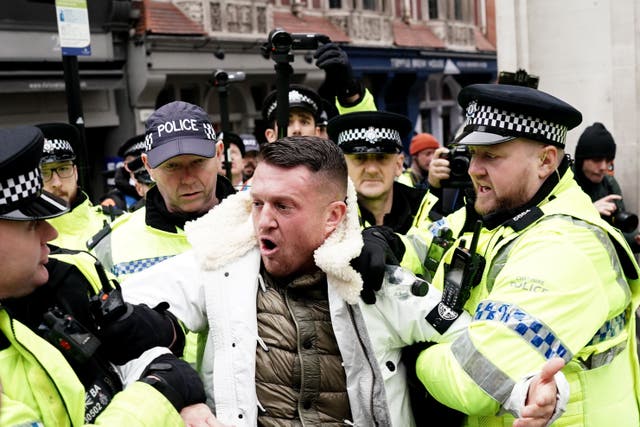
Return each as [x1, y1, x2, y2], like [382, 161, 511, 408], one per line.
[1, 0, 496, 198]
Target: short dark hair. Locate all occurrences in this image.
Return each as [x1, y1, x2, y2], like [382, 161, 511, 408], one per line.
[259, 136, 348, 196]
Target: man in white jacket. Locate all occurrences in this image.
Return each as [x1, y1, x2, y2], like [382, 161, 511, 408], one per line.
[122, 136, 564, 427]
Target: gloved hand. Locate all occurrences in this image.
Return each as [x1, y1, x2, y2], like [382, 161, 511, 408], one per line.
[95, 302, 185, 365]
[351, 226, 406, 304]
[314, 42, 361, 100]
[139, 353, 206, 412]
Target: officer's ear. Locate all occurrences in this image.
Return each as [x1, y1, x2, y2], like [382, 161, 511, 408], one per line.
[538, 145, 558, 179]
[264, 127, 277, 143]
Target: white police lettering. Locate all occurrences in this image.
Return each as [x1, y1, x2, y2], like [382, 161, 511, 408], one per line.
[157, 118, 199, 136]
[512, 209, 530, 222]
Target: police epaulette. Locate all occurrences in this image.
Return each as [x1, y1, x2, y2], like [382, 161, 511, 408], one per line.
[86, 222, 112, 250]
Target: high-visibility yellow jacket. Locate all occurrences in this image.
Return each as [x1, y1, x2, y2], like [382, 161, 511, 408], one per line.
[0, 250, 183, 426]
[48, 192, 124, 251]
[415, 166, 640, 426]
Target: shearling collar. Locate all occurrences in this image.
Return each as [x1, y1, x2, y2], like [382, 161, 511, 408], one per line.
[184, 179, 364, 304]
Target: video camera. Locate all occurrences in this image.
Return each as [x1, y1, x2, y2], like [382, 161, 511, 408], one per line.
[261, 28, 331, 61]
[440, 145, 473, 189]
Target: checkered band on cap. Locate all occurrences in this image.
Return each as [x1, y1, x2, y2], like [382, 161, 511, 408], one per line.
[0, 166, 41, 209]
[124, 140, 148, 157]
[267, 90, 318, 119]
[465, 101, 568, 145]
[337, 126, 402, 147]
[144, 133, 153, 151]
[43, 138, 74, 156]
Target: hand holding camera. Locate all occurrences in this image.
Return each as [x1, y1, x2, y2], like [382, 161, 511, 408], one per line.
[594, 194, 639, 233]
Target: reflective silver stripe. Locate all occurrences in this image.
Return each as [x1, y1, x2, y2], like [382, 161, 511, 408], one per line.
[451, 330, 515, 403]
[474, 300, 573, 363]
[590, 341, 627, 368]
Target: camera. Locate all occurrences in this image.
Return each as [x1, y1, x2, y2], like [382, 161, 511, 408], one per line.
[440, 145, 473, 188]
[262, 28, 331, 60]
[609, 209, 639, 233]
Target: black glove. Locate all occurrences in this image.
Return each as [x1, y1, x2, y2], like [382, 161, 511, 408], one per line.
[139, 353, 206, 412]
[95, 302, 185, 365]
[351, 226, 406, 304]
[314, 42, 361, 100]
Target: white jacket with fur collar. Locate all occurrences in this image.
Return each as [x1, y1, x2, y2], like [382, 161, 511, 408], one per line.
[121, 181, 415, 426]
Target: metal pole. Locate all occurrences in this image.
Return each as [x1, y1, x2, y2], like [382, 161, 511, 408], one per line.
[62, 55, 93, 198]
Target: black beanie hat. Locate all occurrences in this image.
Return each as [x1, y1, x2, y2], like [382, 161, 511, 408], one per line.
[575, 122, 616, 160]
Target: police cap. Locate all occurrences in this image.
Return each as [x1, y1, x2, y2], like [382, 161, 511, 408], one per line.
[118, 134, 147, 158]
[0, 126, 68, 220]
[261, 84, 322, 124]
[36, 122, 78, 164]
[455, 84, 582, 147]
[327, 111, 412, 154]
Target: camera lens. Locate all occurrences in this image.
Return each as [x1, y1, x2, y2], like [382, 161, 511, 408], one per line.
[612, 211, 639, 233]
[450, 156, 470, 178]
[271, 30, 293, 50]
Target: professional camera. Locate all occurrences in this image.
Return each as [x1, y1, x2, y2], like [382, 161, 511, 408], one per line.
[608, 208, 639, 233]
[261, 28, 331, 60]
[440, 145, 473, 188]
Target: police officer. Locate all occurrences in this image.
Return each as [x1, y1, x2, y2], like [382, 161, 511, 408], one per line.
[100, 133, 147, 211]
[261, 84, 325, 142]
[404, 83, 640, 425]
[90, 101, 235, 281]
[327, 111, 426, 235]
[37, 122, 125, 251]
[0, 125, 210, 425]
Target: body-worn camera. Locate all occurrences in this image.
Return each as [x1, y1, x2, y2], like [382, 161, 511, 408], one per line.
[440, 145, 472, 188]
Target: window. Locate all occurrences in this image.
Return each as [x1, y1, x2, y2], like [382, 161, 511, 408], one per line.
[329, 0, 342, 7]
[363, 0, 376, 11]
[454, 0, 463, 20]
[428, 0, 438, 19]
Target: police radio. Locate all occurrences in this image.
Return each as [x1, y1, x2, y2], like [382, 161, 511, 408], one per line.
[426, 220, 485, 334]
[89, 261, 132, 327]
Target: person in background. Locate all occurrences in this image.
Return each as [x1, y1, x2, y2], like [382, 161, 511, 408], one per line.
[124, 154, 155, 211]
[218, 131, 247, 191]
[100, 134, 146, 211]
[398, 132, 440, 190]
[327, 110, 426, 235]
[37, 122, 125, 251]
[261, 84, 325, 142]
[240, 133, 260, 182]
[573, 121, 640, 253]
[0, 125, 215, 426]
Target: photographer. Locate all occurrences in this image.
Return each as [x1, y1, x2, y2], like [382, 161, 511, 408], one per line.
[573, 122, 640, 253]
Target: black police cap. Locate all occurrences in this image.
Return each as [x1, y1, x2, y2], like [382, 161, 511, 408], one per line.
[327, 111, 412, 154]
[36, 122, 79, 164]
[261, 84, 322, 123]
[221, 131, 245, 157]
[118, 133, 147, 158]
[0, 126, 68, 220]
[455, 84, 582, 147]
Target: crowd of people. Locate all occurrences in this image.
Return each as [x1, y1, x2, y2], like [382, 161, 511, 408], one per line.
[0, 40, 639, 427]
